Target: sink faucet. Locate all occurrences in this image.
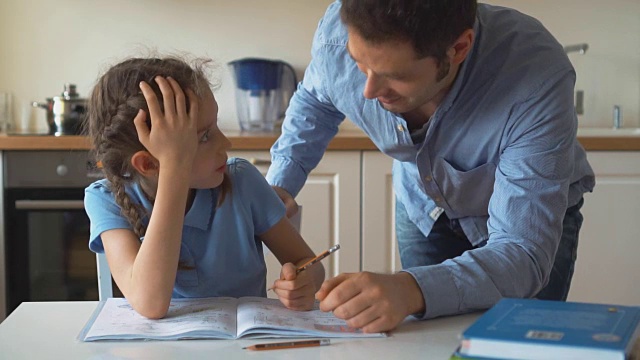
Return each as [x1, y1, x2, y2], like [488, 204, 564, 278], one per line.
[564, 44, 588, 116]
[564, 43, 589, 54]
[613, 105, 623, 129]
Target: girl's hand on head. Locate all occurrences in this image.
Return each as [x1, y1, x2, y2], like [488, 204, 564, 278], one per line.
[272, 263, 317, 311]
[134, 76, 200, 170]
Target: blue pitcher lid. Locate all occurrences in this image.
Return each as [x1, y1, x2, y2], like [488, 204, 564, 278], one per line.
[228, 57, 286, 91]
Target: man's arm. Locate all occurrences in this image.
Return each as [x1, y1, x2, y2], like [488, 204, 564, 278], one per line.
[266, 12, 346, 199]
[408, 69, 579, 319]
[317, 70, 580, 330]
[266, 74, 345, 198]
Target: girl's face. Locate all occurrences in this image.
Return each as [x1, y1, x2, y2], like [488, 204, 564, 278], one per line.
[189, 87, 231, 189]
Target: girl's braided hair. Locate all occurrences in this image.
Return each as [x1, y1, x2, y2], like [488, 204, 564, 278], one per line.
[85, 55, 230, 238]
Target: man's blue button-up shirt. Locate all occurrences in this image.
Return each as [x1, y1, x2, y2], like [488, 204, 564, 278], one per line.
[266, 1, 595, 318]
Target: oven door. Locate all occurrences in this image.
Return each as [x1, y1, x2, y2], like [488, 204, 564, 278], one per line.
[4, 188, 97, 315]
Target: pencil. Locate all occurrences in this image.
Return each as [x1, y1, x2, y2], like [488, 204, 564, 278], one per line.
[268, 244, 340, 291]
[296, 244, 340, 274]
[243, 339, 331, 351]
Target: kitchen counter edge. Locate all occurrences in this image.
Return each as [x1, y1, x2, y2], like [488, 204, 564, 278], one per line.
[0, 130, 639, 151]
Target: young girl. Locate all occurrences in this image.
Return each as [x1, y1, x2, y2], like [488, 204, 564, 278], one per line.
[84, 55, 324, 319]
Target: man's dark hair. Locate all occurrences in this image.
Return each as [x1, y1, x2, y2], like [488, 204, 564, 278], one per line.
[340, 0, 477, 63]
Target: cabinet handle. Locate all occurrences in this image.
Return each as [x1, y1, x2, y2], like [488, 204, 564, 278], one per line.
[249, 158, 272, 166]
[15, 200, 85, 210]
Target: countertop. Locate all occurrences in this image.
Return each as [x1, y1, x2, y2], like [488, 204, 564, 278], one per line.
[1, 128, 639, 151]
[0, 301, 482, 360]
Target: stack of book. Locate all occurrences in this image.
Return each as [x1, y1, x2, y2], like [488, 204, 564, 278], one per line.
[451, 298, 640, 360]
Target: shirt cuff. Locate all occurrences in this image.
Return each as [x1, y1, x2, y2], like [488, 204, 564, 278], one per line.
[265, 156, 308, 198]
[402, 264, 461, 319]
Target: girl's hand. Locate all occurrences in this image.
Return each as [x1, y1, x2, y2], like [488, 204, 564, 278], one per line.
[272, 263, 317, 311]
[133, 76, 199, 171]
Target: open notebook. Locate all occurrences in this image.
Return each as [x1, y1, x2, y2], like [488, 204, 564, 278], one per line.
[78, 296, 387, 341]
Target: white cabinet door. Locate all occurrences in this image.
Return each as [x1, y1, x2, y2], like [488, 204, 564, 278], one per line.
[229, 151, 361, 295]
[361, 151, 402, 273]
[568, 152, 640, 305]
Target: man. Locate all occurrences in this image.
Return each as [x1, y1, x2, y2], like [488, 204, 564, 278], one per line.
[266, 0, 595, 333]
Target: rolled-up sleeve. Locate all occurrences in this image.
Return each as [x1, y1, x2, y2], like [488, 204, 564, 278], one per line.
[266, 23, 345, 197]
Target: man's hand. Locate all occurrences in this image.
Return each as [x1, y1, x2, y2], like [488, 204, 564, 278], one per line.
[272, 186, 300, 218]
[315, 272, 425, 333]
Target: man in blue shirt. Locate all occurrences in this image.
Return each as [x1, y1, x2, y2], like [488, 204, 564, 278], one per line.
[266, 0, 595, 332]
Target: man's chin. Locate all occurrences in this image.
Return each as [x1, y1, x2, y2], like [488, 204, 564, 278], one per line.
[380, 101, 406, 113]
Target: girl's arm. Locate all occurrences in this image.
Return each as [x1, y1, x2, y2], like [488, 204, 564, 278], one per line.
[101, 163, 192, 319]
[261, 216, 325, 310]
[101, 77, 199, 319]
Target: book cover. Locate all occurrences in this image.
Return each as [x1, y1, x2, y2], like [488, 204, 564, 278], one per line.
[459, 298, 640, 360]
[78, 297, 387, 341]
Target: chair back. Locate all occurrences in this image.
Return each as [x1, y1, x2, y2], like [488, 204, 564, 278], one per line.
[96, 252, 113, 300]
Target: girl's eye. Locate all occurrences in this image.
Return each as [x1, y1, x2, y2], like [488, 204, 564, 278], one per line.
[200, 129, 211, 143]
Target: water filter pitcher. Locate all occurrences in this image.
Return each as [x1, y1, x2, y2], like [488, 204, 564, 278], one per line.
[228, 58, 297, 132]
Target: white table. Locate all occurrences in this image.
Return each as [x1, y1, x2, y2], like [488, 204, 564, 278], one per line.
[0, 301, 481, 359]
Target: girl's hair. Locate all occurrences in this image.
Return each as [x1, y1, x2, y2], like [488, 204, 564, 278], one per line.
[85, 55, 231, 238]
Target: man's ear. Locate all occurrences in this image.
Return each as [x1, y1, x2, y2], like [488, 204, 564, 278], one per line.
[130, 151, 159, 178]
[448, 29, 475, 66]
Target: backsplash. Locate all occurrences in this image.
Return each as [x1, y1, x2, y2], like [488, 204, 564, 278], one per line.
[0, 0, 637, 131]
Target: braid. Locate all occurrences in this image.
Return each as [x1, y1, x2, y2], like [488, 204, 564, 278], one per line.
[84, 54, 232, 242]
[106, 173, 148, 238]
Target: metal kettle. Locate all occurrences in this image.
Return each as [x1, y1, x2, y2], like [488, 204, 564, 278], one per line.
[32, 83, 87, 136]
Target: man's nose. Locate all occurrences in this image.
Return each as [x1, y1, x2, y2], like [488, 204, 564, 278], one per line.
[362, 73, 384, 100]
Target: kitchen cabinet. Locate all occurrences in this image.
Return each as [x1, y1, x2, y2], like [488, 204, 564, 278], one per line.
[567, 151, 640, 306]
[230, 150, 403, 292]
[360, 151, 402, 273]
[228, 151, 361, 295]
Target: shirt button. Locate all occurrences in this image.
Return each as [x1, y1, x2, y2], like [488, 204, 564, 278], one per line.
[396, 124, 404, 132]
[424, 175, 432, 182]
[434, 197, 442, 203]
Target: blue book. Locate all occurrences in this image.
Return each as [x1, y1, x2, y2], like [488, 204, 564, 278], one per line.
[459, 298, 640, 360]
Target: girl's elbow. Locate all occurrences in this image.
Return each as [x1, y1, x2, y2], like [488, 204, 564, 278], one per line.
[138, 306, 168, 320]
[129, 296, 171, 319]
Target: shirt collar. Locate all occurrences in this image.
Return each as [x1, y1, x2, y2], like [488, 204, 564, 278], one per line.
[183, 188, 215, 231]
[436, 18, 480, 116]
[131, 183, 214, 232]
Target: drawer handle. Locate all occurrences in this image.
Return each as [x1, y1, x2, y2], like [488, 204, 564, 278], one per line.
[15, 200, 85, 210]
[249, 158, 272, 166]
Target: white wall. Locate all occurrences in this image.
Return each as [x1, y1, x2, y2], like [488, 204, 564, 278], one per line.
[0, 0, 334, 132]
[484, 0, 640, 128]
[0, 0, 638, 131]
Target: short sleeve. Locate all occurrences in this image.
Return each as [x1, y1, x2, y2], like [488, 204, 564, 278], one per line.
[227, 158, 286, 235]
[84, 180, 133, 253]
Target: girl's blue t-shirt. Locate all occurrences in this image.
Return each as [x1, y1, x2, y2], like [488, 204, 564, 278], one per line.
[84, 157, 286, 299]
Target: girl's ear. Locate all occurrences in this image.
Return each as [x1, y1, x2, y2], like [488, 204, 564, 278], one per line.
[130, 151, 159, 178]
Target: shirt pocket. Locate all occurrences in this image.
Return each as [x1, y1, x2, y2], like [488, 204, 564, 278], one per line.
[175, 243, 199, 287]
[434, 157, 496, 217]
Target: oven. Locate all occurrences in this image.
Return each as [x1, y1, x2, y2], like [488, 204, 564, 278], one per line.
[3, 150, 121, 317]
